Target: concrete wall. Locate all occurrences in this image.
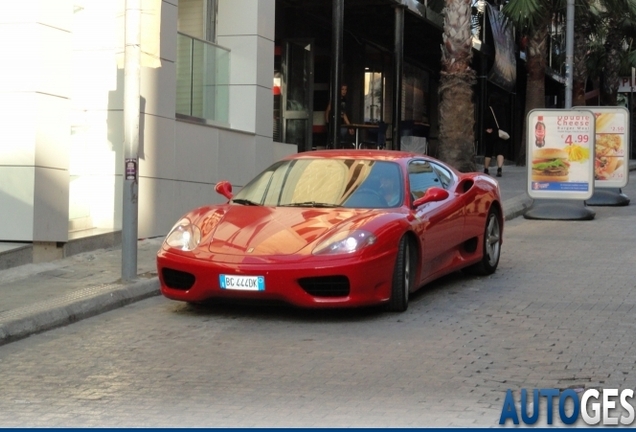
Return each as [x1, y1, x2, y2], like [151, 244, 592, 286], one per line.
[0, 0, 296, 246]
[0, 0, 72, 242]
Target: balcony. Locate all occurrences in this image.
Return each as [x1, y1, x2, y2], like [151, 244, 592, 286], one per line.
[176, 32, 230, 125]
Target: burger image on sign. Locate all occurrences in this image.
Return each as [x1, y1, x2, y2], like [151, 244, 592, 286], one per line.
[531, 148, 570, 182]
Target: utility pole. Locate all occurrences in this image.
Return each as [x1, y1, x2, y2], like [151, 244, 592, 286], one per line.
[564, 0, 574, 108]
[122, 0, 141, 280]
[329, 0, 344, 149]
[392, 4, 406, 150]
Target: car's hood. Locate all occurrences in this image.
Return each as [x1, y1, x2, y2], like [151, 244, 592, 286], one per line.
[199, 205, 377, 256]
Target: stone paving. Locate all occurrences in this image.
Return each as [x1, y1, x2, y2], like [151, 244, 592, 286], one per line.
[0, 174, 635, 426]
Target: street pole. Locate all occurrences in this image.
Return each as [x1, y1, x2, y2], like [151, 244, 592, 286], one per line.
[631, 83, 634, 159]
[392, 4, 406, 150]
[329, 0, 344, 149]
[122, 0, 141, 280]
[564, 0, 574, 108]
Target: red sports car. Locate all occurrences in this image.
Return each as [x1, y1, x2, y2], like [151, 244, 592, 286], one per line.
[157, 150, 503, 312]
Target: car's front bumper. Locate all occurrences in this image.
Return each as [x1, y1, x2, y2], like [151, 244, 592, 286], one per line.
[156, 247, 397, 308]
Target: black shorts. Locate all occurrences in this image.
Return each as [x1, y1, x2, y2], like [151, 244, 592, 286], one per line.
[483, 132, 506, 157]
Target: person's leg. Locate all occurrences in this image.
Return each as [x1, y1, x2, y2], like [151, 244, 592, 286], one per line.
[484, 156, 491, 174]
[339, 127, 347, 148]
[483, 137, 495, 174]
[496, 154, 504, 168]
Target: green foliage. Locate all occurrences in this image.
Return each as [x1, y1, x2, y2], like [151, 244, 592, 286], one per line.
[504, 0, 636, 101]
[619, 46, 636, 75]
[502, 0, 565, 32]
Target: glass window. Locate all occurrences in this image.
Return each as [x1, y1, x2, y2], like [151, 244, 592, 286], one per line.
[402, 63, 429, 122]
[177, 0, 217, 42]
[431, 163, 454, 189]
[176, 0, 228, 124]
[351, 161, 403, 207]
[408, 160, 441, 198]
[176, 34, 229, 123]
[233, 159, 403, 209]
[364, 71, 383, 123]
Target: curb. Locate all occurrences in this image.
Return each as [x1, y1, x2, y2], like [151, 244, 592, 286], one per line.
[0, 277, 159, 346]
[503, 195, 534, 221]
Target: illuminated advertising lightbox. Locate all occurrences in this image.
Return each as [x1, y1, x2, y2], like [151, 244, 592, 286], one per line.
[575, 106, 629, 188]
[527, 109, 595, 200]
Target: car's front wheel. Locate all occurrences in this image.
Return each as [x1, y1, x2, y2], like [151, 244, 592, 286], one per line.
[386, 236, 415, 312]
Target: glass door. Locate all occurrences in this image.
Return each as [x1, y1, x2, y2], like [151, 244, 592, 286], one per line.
[282, 39, 314, 152]
[364, 71, 383, 123]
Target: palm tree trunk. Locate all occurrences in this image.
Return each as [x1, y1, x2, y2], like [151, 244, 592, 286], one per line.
[572, 16, 589, 107]
[525, 25, 548, 112]
[516, 23, 548, 166]
[600, 26, 622, 106]
[438, 0, 476, 172]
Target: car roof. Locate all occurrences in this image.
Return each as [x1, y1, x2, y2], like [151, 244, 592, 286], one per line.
[284, 149, 427, 163]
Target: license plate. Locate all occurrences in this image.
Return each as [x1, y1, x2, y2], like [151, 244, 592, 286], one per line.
[219, 274, 265, 291]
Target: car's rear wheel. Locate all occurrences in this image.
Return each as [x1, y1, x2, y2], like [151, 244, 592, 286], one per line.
[386, 236, 414, 312]
[466, 207, 501, 275]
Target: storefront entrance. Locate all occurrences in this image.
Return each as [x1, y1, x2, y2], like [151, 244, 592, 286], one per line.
[278, 39, 315, 152]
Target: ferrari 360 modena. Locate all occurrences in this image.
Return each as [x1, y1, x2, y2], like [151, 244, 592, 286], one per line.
[157, 150, 503, 312]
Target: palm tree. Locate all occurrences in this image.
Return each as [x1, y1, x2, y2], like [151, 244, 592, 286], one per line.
[571, 0, 636, 106]
[502, 0, 563, 165]
[438, 0, 477, 172]
[620, 43, 636, 78]
[585, 10, 609, 100]
[596, 0, 636, 105]
[572, 0, 595, 106]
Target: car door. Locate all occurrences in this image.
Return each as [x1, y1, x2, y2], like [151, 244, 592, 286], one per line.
[408, 159, 466, 278]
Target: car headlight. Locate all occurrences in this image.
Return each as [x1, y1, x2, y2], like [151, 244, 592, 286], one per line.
[165, 219, 202, 251]
[313, 230, 377, 255]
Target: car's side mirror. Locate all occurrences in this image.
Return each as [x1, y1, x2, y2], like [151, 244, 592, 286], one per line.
[412, 187, 449, 207]
[215, 181, 233, 200]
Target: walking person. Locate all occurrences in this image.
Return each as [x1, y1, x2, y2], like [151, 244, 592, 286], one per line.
[325, 84, 354, 148]
[483, 97, 505, 177]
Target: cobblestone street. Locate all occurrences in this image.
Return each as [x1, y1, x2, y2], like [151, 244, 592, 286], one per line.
[1, 179, 635, 427]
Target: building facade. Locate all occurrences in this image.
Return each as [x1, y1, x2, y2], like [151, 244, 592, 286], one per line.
[2, 0, 557, 264]
[0, 0, 294, 258]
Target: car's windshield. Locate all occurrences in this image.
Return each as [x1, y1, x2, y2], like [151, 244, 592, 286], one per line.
[232, 159, 403, 208]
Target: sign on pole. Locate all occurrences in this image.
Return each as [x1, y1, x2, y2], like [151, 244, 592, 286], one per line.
[527, 109, 596, 200]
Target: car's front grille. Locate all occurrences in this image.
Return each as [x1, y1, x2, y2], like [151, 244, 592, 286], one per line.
[298, 275, 350, 297]
[161, 268, 195, 290]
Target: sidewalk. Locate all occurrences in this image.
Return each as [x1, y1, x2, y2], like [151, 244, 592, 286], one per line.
[0, 161, 632, 345]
